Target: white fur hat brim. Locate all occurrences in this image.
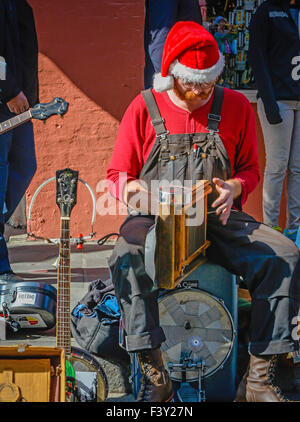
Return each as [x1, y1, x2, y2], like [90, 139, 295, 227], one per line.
[153, 53, 225, 92]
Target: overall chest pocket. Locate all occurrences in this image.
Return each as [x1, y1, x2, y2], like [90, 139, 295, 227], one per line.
[158, 151, 189, 184]
[192, 142, 219, 183]
[192, 136, 231, 184]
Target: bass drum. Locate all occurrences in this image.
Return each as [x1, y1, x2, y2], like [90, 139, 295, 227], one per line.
[158, 287, 235, 382]
[67, 346, 108, 402]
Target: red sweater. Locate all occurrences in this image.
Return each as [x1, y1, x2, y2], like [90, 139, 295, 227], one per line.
[106, 87, 260, 209]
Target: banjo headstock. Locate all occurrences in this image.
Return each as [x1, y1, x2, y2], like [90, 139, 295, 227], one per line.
[31, 97, 69, 121]
[56, 168, 78, 218]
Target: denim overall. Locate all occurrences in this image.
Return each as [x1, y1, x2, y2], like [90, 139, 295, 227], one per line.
[138, 85, 231, 207]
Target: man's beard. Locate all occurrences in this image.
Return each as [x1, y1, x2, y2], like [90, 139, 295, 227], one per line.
[173, 81, 214, 103]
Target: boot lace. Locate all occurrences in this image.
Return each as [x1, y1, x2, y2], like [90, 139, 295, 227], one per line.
[138, 359, 156, 400]
[267, 356, 291, 402]
[137, 351, 169, 401]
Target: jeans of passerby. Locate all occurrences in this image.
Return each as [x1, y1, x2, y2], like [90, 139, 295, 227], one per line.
[144, 0, 202, 89]
[257, 98, 300, 233]
[0, 111, 36, 273]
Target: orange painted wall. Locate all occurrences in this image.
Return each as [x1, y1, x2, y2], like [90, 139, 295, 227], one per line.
[27, 0, 144, 240]
[26, 0, 287, 241]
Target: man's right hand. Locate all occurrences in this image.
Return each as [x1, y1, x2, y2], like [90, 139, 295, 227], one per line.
[124, 179, 159, 215]
[7, 91, 30, 114]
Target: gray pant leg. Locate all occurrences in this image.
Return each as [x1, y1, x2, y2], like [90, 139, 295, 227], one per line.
[258, 98, 300, 230]
[206, 210, 300, 355]
[108, 215, 165, 353]
[287, 101, 300, 230]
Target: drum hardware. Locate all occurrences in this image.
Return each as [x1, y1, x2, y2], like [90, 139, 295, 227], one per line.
[27, 174, 97, 248]
[0, 302, 21, 340]
[132, 267, 238, 401]
[1, 302, 20, 332]
[168, 357, 206, 402]
[96, 232, 119, 246]
[159, 287, 236, 379]
[27, 174, 97, 270]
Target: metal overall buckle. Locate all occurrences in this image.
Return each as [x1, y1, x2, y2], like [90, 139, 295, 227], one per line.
[206, 113, 221, 134]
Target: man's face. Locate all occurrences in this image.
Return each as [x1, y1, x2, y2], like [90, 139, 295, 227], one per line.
[173, 78, 216, 104]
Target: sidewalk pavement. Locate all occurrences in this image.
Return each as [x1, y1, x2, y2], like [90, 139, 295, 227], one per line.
[2, 226, 300, 402]
[1, 225, 134, 402]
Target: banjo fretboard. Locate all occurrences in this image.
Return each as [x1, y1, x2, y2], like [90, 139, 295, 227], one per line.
[56, 217, 72, 355]
[0, 110, 32, 135]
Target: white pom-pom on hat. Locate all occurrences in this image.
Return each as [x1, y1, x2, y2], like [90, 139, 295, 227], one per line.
[153, 21, 225, 92]
[153, 73, 174, 93]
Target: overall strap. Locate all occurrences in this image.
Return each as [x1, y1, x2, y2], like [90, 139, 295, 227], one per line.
[207, 85, 224, 133]
[141, 89, 169, 137]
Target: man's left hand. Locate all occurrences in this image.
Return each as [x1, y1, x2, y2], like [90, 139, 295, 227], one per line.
[211, 178, 241, 226]
[7, 91, 29, 114]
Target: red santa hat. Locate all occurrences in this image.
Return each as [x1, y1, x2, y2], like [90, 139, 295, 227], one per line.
[153, 21, 225, 92]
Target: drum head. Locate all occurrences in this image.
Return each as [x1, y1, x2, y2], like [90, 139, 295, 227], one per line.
[159, 288, 235, 382]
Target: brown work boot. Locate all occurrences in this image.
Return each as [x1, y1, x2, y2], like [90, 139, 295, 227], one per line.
[136, 348, 174, 402]
[235, 365, 249, 402]
[246, 354, 290, 402]
[275, 354, 298, 393]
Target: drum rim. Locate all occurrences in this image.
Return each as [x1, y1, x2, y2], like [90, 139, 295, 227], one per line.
[70, 346, 109, 401]
[158, 286, 236, 380]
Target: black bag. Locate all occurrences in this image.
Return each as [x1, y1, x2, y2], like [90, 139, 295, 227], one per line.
[70, 278, 130, 366]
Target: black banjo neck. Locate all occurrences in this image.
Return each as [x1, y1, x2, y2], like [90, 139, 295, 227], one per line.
[0, 97, 69, 135]
[56, 168, 78, 355]
[55, 168, 108, 402]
